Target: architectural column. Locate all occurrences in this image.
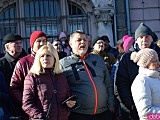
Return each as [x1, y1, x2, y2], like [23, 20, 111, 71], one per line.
[93, 0, 115, 46]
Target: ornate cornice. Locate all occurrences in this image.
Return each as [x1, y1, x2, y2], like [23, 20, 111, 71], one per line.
[92, 0, 115, 23]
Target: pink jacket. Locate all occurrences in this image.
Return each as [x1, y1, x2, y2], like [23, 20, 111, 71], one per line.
[22, 70, 70, 120]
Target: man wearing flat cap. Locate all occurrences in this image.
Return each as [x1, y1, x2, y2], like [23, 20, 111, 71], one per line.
[115, 23, 160, 119]
[0, 33, 24, 118]
[0, 33, 24, 89]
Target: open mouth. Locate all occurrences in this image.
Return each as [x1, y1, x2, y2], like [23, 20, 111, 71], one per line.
[79, 45, 85, 49]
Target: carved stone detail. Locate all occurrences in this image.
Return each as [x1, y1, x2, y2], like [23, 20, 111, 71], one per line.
[92, 0, 114, 23]
[93, 0, 113, 8]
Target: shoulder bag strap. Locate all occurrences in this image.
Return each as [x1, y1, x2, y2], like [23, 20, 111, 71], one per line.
[45, 76, 57, 119]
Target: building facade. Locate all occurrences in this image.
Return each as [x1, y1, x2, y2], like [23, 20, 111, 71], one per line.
[0, 0, 160, 52]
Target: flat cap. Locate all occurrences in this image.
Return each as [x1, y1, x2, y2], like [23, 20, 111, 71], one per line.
[3, 33, 23, 44]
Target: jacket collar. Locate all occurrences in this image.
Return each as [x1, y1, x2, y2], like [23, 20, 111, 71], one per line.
[139, 67, 160, 78]
[4, 52, 17, 62]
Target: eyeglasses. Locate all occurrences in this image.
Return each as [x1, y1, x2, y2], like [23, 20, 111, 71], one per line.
[96, 42, 105, 44]
[54, 43, 62, 46]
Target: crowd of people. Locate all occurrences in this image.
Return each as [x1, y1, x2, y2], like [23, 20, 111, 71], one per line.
[0, 22, 160, 120]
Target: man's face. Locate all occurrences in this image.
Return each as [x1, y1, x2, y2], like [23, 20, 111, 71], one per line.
[93, 40, 105, 52]
[7, 40, 22, 56]
[136, 35, 153, 49]
[69, 33, 88, 56]
[32, 36, 47, 53]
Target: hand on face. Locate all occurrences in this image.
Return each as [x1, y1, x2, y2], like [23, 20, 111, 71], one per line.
[6, 40, 22, 57]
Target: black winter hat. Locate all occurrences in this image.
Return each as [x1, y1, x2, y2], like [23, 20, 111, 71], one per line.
[135, 23, 153, 40]
[92, 36, 103, 46]
[3, 33, 23, 44]
[101, 35, 110, 42]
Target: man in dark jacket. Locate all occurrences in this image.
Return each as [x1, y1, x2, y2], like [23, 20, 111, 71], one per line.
[0, 33, 24, 118]
[0, 33, 24, 90]
[60, 30, 114, 120]
[116, 23, 160, 120]
[9, 30, 47, 120]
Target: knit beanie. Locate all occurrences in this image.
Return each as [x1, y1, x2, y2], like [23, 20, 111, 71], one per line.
[30, 31, 47, 47]
[92, 36, 103, 46]
[135, 23, 153, 40]
[122, 35, 135, 52]
[130, 48, 158, 68]
[59, 32, 67, 40]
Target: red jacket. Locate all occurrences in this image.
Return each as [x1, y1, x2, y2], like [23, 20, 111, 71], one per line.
[9, 52, 35, 120]
[22, 70, 70, 120]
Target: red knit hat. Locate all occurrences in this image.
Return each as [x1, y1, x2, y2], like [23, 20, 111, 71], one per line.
[30, 30, 47, 47]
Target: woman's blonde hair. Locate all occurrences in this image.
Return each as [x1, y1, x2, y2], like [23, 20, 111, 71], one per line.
[29, 44, 61, 75]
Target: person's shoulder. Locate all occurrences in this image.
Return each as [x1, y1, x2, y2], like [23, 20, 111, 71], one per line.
[60, 55, 72, 62]
[88, 53, 101, 58]
[18, 54, 33, 63]
[88, 53, 105, 62]
[0, 56, 6, 62]
[0, 56, 8, 65]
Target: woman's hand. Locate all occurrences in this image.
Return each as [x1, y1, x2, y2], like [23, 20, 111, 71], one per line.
[66, 100, 76, 108]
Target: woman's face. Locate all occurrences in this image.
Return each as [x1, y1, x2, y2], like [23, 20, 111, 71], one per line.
[40, 50, 55, 68]
[148, 58, 160, 70]
[52, 41, 63, 52]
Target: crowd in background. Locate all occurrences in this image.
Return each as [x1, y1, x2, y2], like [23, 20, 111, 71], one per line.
[0, 22, 160, 120]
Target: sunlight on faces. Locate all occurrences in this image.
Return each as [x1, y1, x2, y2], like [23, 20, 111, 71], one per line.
[136, 35, 153, 49]
[69, 33, 88, 56]
[40, 49, 55, 69]
[32, 36, 47, 53]
[148, 58, 160, 70]
[52, 41, 62, 52]
[93, 40, 105, 52]
[6, 40, 22, 56]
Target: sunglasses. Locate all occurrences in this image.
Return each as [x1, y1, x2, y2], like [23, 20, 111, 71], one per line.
[54, 43, 62, 46]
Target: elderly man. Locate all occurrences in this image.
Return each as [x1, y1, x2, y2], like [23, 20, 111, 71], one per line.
[0, 33, 24, 89]
[0, 33, 24, 119]
[10, 30, 47, 120]
[60, 30, 114, 120]
[115, 23, 160, 120]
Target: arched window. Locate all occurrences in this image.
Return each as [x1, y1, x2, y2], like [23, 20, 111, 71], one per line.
[0, 5, 16, 39]
[68, 2, 88, 33]
[0, 0, 90, 51]
[24, 0, 61, 38]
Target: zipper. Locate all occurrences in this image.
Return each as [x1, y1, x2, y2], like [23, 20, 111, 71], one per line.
[81, 57, 98, 115]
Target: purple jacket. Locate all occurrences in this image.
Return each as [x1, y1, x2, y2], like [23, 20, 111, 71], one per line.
[22, 70, 71, 120]
[9, 52, 35, 120]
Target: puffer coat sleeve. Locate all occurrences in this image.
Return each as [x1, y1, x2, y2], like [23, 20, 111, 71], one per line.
[22, 73, 44, 119]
